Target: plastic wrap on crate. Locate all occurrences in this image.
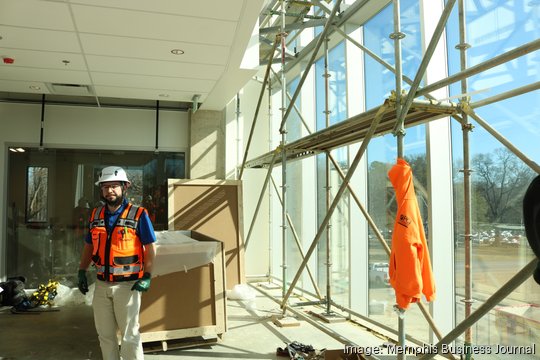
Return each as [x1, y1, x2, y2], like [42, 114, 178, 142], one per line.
[152, 230, 220, 277]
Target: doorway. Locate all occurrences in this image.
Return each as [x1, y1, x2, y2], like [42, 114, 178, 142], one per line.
[6, 147, 185, 288]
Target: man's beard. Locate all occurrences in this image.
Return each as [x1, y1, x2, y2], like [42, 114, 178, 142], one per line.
[103, 194, 123, 207]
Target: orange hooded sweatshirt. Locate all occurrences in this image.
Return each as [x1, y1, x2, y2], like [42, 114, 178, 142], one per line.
[388, 158, 435, 309]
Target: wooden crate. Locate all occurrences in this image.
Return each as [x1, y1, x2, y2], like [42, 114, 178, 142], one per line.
[139, 230, 226, 348]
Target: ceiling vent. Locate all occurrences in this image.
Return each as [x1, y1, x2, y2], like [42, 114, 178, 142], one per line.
[46, 83, 94, 96]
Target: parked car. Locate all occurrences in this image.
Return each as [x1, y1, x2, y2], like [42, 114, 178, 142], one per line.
[369, 262, 390, 287]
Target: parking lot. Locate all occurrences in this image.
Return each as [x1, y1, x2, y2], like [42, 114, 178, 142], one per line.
[367, 241, 538, 347]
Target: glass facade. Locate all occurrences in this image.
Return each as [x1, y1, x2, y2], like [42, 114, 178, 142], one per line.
[284, 76, 306, 287]
[363, 0, 431, 340]
[6, 148, 185, 288]
[447, 0, 540, 349]
[265, 0, 539, 351]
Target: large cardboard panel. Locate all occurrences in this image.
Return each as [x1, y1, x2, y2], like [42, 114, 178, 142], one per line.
[139, 230, 226, 342]
[140, 265, 214, 332]
[168, 179, 244, 288]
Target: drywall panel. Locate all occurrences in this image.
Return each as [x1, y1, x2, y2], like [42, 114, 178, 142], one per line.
[0, 102, 188, 151]
[240, 169, 270, 277]
[190, 109, 225, 179]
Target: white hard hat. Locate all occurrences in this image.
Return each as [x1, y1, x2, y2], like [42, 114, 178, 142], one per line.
[95, 166, 131, 186]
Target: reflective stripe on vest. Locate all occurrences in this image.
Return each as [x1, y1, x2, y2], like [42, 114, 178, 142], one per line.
[91, 205, 140, 229]
[96, 264, 142, 275]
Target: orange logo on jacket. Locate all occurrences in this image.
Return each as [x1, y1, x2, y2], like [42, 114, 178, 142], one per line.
[398, 214, 411, 228]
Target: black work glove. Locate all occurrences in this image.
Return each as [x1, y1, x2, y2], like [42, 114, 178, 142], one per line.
[78, 269, 89, 295]
[131, 272, 152, 292]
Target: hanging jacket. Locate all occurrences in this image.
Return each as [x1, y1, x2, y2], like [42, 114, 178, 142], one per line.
[388, 158, 435, 309]
[90, 203, 146, 282]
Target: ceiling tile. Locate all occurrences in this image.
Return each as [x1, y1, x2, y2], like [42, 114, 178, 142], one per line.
[0, 26, 81, 53]
[0, 48, 86, 70]
[71, 4, 237, 46]
[86, 55, 224, 80]
[0, 0, 266, 110]
[68, 0, 245, 21]
[0, 66, 91, 84]
[0, 0, 74, 31]
[0, 79, 49, 94]
[91, 72, 215, 93]
[79, 34, 229, 65]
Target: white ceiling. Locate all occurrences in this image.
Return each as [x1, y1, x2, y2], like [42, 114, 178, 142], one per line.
[0, 0, 265, 110]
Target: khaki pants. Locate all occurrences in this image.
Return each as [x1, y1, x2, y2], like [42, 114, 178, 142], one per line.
[93, 279, 144, 360]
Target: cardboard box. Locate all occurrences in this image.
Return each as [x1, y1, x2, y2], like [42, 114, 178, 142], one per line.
[139, 230, 226, 344]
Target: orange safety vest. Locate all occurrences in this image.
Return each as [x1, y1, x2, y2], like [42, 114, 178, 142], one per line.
[388, 158, 435, 309]
[89, 203, 145, 282]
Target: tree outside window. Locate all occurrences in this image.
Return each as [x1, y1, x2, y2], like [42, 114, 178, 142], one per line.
[26, 166, 48, 223]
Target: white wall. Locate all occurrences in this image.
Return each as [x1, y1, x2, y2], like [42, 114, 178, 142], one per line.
[0, 102, 189, 151]
[346, 24, 369, 315]
[0, 101, 189, 278]
[422, 0, 455, 339]
[190, 109, 225, 179]
[224, 76, 272, 278]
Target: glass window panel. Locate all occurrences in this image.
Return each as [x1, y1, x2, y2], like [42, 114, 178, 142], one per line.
[448, 0, 540, 349]
[363, 1, 423, 110]
[26, 166, 48, 223]
[315, 41, 347, 130]
[365, 0, 429, 342]
[284, 76, 305, 285]
[287, 29, 301, 55]
[366, 132, 428, 338]
[287, 77, 303, 142]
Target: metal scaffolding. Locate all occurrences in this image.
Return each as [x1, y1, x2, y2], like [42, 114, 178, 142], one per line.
[240, 0, 540, 357]
[456, 1, 474, 357]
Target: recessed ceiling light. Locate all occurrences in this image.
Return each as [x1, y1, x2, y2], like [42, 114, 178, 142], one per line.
[158, 94, 170, 98]
[9, 148, 17, 152]
[170, 49, 185, 55]
[29, 85, 41, 90]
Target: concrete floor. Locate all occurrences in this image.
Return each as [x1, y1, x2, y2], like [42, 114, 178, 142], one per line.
[0, 303, 100, 359]
[0, 283, 390, 360]
[2, 286, 535, 360]
[6, 283, 528, 360]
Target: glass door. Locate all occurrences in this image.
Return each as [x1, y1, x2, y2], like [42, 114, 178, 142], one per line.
[6, 147, 185, 288]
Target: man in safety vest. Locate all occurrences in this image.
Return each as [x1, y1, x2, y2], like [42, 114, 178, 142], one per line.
[78, 166, 156, 360]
